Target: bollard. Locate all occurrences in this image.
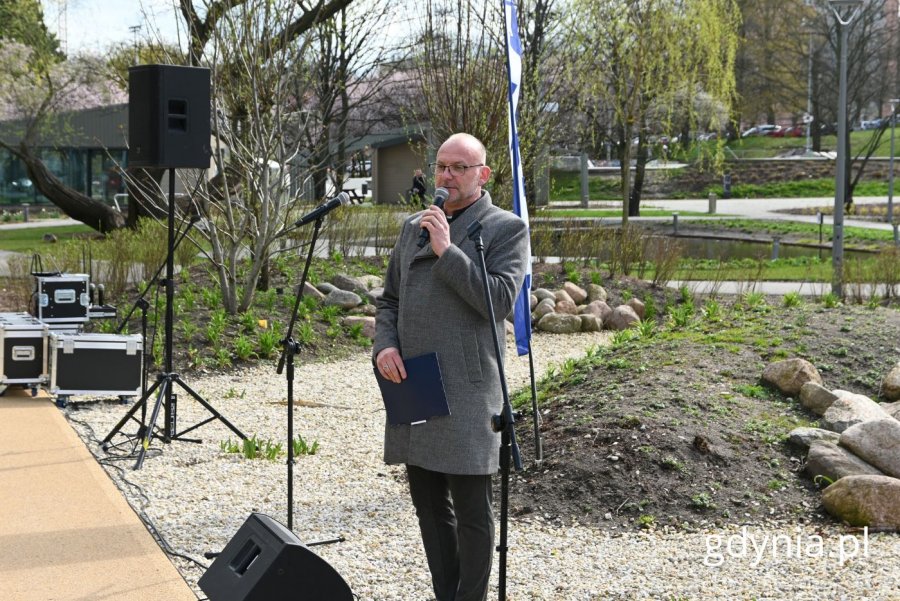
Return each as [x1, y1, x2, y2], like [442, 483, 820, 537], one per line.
[672, 212, 679, 236]
[722, 174, 732, 199]
[708, 192, 717, 214]
[22, 202, 30, 223]
[772, 236, 781, 260]
[817, 212, 824, 260]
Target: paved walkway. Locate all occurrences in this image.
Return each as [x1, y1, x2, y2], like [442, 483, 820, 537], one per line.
[0, 388, 195, 601]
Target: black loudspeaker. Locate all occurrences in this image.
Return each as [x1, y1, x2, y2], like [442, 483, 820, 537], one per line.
[128, 64, 211, 169]
[198, 513, 353, 601]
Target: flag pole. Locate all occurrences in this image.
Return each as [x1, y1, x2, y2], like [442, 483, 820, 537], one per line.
[501, 0, 542, 466]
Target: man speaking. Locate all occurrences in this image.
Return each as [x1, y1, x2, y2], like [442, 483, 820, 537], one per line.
[374, 132, 529, 601]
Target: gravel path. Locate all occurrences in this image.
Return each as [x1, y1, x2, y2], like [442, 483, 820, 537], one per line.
[63, 331, 900, 600]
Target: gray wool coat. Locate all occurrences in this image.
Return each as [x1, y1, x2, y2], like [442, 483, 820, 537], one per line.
[373, 191, 529, 475]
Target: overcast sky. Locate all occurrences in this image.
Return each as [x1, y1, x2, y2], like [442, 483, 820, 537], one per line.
[40, 0, 180, 55]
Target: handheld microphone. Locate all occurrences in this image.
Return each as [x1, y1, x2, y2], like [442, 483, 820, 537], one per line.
[416, 187, 450, 248]
[293, 192, 352, 227]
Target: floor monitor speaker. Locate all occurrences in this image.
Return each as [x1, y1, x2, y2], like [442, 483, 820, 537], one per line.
[128, 64, 211, 169]
[198, 513, 353, 601]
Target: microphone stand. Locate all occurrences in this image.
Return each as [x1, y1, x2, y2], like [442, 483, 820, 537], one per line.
[465, 220, 522, 601]
[276, 214, 324, 532]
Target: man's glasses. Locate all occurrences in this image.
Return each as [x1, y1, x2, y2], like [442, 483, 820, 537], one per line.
[429, 162, 484, 177]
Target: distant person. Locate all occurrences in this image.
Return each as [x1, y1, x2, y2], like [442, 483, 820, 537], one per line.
[411, 168, 427, 206]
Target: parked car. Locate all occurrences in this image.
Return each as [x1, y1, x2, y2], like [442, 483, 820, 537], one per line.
[741, 124, 781, 137]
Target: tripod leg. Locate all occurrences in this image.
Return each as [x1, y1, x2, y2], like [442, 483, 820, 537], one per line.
[135, 379, 170, 470]
[172, 376, 247, 440]
[101, 377, 163, 446]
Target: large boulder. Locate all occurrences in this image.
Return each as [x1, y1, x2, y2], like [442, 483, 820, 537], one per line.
[761, 358, 822, 396]
[532, 298, 556, 321]
[788, 426, 840, 449]
[579, 314, 602, 332]
[537, 313, 582, 334]
[626, 297, 645, 320]
[821, 475, 900, 530]
[605, 305, 640, 331]
[881, 401, 900, 420]
[839, 418, 900, 478]
[562, 282, 588, 304]
[331, 274, 364, 293]
[342, 316, 375, 339]
[357, 274, 384, 290]
[586, 284, 608, 303]
[324, 289, 362, 309]
[805, 440, 883, 483]
[579, 300, 612, 324]
[555, 299, 579, 315]
[822, 391, 892, 433]
[302, 281, 326, 301]
[554, 289, 575, 305]
[798, 382, 838, 416]
[533, 288, 555, 303]
[882, 362, 900, 401]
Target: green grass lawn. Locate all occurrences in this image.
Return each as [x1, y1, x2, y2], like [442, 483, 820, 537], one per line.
[0, 224, 94, 252]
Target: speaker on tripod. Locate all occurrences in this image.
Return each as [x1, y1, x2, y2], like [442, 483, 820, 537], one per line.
[199, 513, 353, 601]
[128, 64, 211, 169]
[102, 64, 246, 468]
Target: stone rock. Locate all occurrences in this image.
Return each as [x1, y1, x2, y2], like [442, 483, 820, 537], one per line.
[331, 274, 365, 292]
[554, 290, 575, 305]
[881, 401, 900, 420]
[533, 288, 555, 303]
[562, 282, 588, 304]
[342, 316, 375, 339]
[821, 475, 900, 530]
[626, 298, 645, 320]
[788, 426, 840, 449]
[587, 284, 608, 303]
[605, 305, 640, 331]
[530, 294, 538, 310]
[822, 392, 891, 433]
[579, 314, 602, 332]
[537, 313, 582, 334]
[318, 282, 338, 294]
[840, 418, 900, 478]
[302, 282, 326, 301]
[532, 298, 555, 321]
[578, 300, 612, 324]
[357, 275, 383, 290]
[368, 287, 384, 301]
[799, 382, 838, 416]
[882, 362, 900, 401]
[42, 233, 58, 243]
[805, 440, 883, 483]
[356, 303, 377, 317]
[324, 289, 362, 309]
[761, 358, 823, 396]
[555, 300, 578, 315]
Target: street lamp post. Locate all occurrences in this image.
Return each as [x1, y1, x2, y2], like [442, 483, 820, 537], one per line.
[829, 0, 863, 299]
[889, 98, 899, 225]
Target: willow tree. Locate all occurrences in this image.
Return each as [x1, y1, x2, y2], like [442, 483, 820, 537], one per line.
[568, 0, 739, 224]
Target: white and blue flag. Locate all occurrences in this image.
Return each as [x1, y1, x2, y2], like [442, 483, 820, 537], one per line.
[503, 0, 532, 356]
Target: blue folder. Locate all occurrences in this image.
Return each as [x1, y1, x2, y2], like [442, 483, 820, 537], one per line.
[373, 352, 450, 425]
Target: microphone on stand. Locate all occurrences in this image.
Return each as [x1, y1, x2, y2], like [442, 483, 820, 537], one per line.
[416, 187, 450, 248]
[292, 192, 352, 227]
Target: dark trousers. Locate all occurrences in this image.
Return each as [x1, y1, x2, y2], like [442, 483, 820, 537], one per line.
[406, 465, 494, 601]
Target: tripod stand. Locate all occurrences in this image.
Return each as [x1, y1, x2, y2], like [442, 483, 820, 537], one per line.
[466, 220, 523, 601]
[102, 168, 246, 469]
